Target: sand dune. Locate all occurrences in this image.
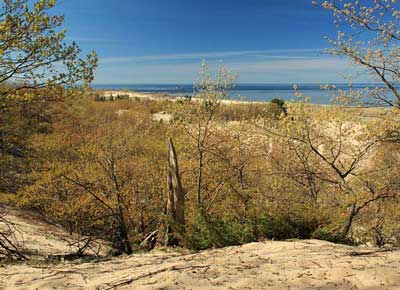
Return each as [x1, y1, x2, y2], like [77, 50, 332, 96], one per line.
[101, 90, 171, 100]
[0, 208, 109, 259]
[1, 209, 400, 290]
[99, 90, 262, 106]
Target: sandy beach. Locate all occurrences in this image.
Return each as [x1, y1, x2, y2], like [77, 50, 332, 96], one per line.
[98, 90, 267, 106]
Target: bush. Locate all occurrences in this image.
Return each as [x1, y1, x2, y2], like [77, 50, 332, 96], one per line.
[94, 95, 107, 102]
[185, 209, 328, 250]
[185, 213, 255, 250]
[270, 98, 286, 108]
[253, 212, 323, 240]
[115, 94, 130, 100]
[312, 224, 353, 245]
[266, 98, 287, 119]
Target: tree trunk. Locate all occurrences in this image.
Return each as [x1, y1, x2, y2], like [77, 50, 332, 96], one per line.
[110, 217, 133, 255]
[196, 149, 203, 206]
[167, 138, 185, 226]
[342, 202, 357, 237]
[158, 138, 185, 247]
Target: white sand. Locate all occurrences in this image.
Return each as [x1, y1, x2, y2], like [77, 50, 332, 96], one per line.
[100, 90, 262, 106]
[1, 208, 400, 289]
[0, 208, 109, 258]
[101, 91, 170, 101]
[2, 240, 400, 289]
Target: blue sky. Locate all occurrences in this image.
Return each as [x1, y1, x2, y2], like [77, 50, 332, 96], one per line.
[55, 0, 358, 84]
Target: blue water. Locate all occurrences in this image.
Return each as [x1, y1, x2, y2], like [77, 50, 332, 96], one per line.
[92, 84, 388, 104]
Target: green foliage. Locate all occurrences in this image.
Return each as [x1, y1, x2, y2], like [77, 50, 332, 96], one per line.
[254, 213, 322, 240]
[216, 103, 269, 121]
[3, 0, 400, 259]
[5, 92, 400, 252]
[94, 95, 107, 102]
[0, 0, 98, 90]
[185, 212, 254, 250]
[12, 96, 169, 254]
[270, 98, 285, 107]
[185, 206, 328, 250]
[312, 224, 353, 245]
[214, 99, 287, 121]
[95, 94, 130, 101]
[0, 0, 97, 198]
[266, 98, 287, 119]
[2, 60, 400, 257]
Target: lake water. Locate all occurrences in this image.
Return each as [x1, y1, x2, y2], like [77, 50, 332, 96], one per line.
[93, 84, 386, 104]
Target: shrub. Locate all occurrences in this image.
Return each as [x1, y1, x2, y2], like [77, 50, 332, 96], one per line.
[253, 212, 324, 241]
[185, 208, 328, 250]
[312, 224, 354, 245]
[266, 98, 287, 118]
[185, 213, 255, 250]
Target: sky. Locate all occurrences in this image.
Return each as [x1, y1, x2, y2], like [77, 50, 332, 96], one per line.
[54, 0, 359, 84]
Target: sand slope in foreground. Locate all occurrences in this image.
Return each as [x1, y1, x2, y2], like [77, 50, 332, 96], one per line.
[1, 209, 400, 290]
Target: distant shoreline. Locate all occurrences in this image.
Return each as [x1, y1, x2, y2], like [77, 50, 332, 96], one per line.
[93, 90, 391, 114]
[92, 84, 395, 104]
[95, 90, 267, 106]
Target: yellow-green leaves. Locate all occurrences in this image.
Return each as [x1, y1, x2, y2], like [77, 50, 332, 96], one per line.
[0, 0, 98, 96]
[315, 0, 400, 108]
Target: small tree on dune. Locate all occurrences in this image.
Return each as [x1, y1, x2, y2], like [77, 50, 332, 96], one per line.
[176, 62, 237, 210]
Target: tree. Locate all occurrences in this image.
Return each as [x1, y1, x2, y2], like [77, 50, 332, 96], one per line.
[0, 0, 97, 258]
[308, 0, 400, 243]
[0, 0, 97, 94]
[19, 102, 167, 255]
[262, 96, 399, 239]
[156, 138, 185, 247]
[176, 62, 237, 209]
[0, 209, 28, 260]
[314, 0, 400, 108]
[0, 0, 98, 193]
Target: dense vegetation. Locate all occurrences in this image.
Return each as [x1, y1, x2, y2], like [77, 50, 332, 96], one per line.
[2, 0, 400, 259]
[4, 81, 400, 254]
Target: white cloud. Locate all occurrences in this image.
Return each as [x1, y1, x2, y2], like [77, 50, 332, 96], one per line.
[99, 48, 323, 64]
[230, 58, 349, 71]
[65, 36, 120, 43]
[94, 49, 365, 84]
